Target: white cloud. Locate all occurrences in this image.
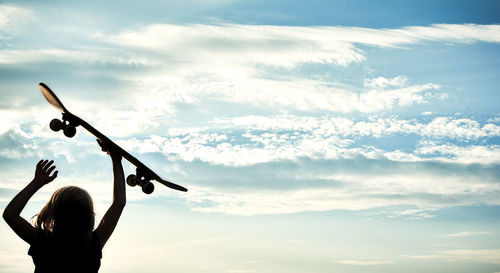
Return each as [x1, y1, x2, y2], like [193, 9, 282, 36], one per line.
[334, 259, 394, 266]
[5, 23, 497, 69]
[0, 48, 158, 66]
[0, 110, 38, 138]
[108, 23, 500, 70]
[364, 76, 408, 89]
[108, 24, 366, 68]
[90, 24, 494, 114]
[2, 24, 496, 115]
[487, 116, 500, 123]
[187, 187, 377, 215]
[372, 208, 437, 220]
[1, 23, 497, 118]
[183, 167, 500, 215]
[406, 249, 500, 265]
[221, 115, 500, 140]
[9, 23, 498, 115]
[416, 141, 500, 164]
[420, 117, 500, 139]
[106, 114, 500, 167]
[0, 5, 30, 30]
[124, 75, 442, 114]
[399, 24, 500, 44]
[445, 231, 489, 237]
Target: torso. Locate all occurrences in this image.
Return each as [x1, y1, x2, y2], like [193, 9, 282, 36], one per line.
[28, 230, 102, 273]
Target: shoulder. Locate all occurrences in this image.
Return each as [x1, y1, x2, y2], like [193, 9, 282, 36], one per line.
[30, 229, 50, 244]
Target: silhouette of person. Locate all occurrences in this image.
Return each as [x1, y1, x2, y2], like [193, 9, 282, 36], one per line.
[3, 140, 126, 273]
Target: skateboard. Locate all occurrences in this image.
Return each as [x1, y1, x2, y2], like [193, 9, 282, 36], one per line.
[39, 82, 188, 194]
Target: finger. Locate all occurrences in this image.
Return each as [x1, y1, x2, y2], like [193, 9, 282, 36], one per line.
[39, 159, 48, 168]
[47, 165, 57, 174]
[43, 161, 54, 173]
[97, 139, 108, 152]
[50, 170, 58, 180]
[97, 139, 107, 147]
[37, 160, 44, 168]
[38, 160, 48, 171]
[43, 160, 54, 172]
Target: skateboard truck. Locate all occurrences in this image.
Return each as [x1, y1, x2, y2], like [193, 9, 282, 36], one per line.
[49, 112, 80, 138]
[127, 168, 155, 194]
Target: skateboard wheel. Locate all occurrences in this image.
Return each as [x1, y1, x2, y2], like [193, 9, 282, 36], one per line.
[142, 182, 154, 194]
[63, 126, 76, 138]
[50, 119, 63, 132]
[126, 174, 138, 187]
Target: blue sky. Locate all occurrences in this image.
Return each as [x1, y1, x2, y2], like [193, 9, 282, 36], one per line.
[1, 1, 500, 272]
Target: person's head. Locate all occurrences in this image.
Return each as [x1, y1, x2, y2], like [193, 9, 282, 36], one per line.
[34, 186, 95, 241]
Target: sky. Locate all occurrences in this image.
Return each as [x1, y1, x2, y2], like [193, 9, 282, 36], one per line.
[0, 0, 499, 272]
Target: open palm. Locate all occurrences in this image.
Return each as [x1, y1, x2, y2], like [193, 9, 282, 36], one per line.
[34, 160, 58, 185]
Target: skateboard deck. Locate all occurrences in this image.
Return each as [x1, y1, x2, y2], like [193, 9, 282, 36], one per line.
[39, 82, 188, 194]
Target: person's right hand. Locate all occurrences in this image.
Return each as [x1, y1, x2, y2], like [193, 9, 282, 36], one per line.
[97, 139, 122, 160]
[33, 159, 58, 185]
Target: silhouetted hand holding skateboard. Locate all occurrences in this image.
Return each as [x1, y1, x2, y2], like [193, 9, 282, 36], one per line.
[97, 139, 122, 160]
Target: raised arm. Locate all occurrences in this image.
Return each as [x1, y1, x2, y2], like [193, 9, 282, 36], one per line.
[3, 160, 58, 244]
[95, 140, 126, 248]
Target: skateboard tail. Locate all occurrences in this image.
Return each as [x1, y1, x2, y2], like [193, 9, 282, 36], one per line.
[39, 83, 67, 113]
[162, 180, 188, 192]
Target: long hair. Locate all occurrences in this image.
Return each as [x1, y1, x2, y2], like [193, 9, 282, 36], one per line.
[34, 186, 95, 243]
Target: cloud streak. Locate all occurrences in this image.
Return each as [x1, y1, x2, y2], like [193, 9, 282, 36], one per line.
[107, 23, 500, 69]
[0, 4, 30, 30]
[334, 259, 394, 266]
[445, 231, 489, 237]
[405, 249, 500, 265]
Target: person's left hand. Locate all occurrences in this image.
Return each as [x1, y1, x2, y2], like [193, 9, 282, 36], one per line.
[33, 159, 58, 185]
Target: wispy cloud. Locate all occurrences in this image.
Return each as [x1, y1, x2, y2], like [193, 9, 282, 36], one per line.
[111, 114, 500, 166]
[106, 23, 500, 69]
[334, 259, 394, 266]
[445, 231, 489, 237]
[183, 165, 500, 214]
[0, 4, 30, 30]
[118, 75, 443, 114]
[4, 23, 499, 68]
[405, 249, 500, 265]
